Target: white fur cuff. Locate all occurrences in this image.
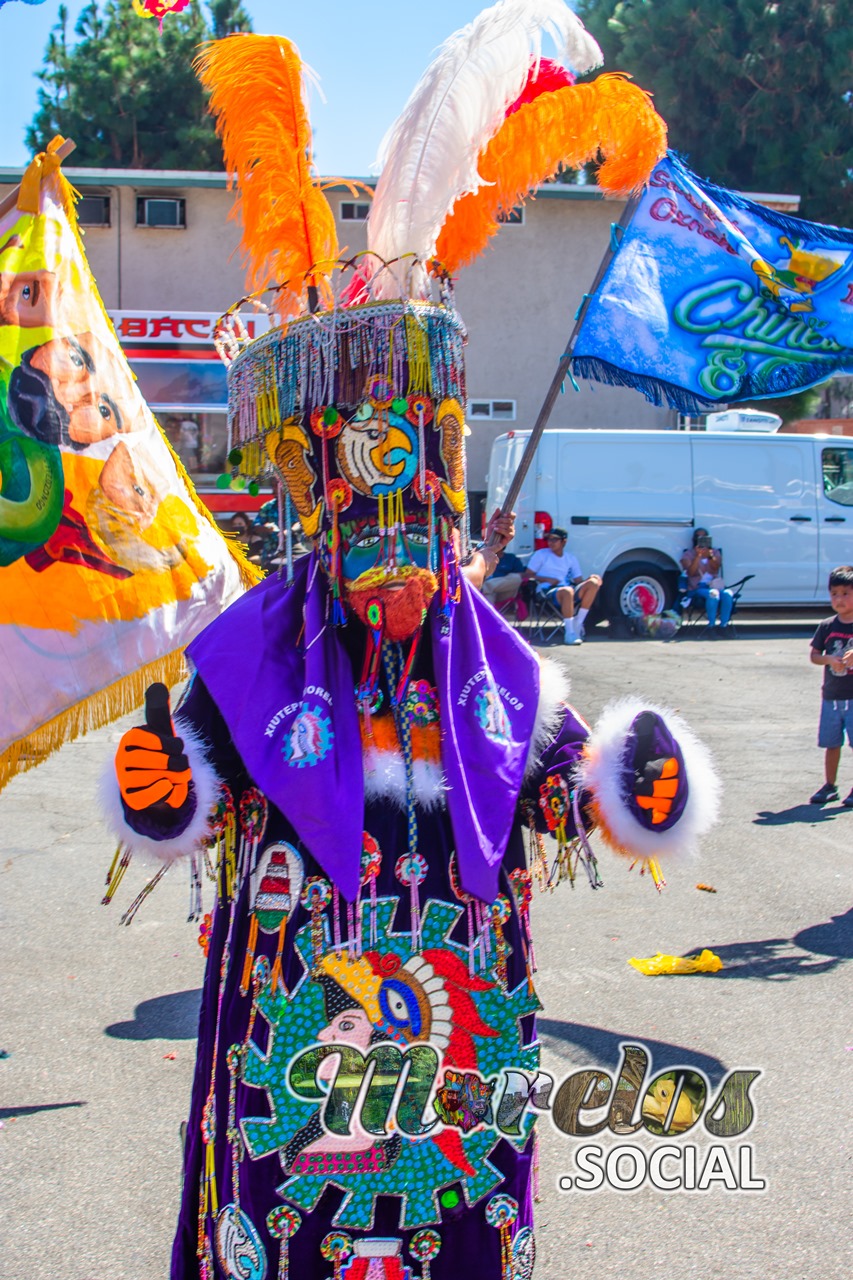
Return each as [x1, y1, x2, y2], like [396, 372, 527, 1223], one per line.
[578, 697, 721, 860]
[524, 657, 573, 778]
[363, 746, 447, 811]
[99, 718, 221, 863]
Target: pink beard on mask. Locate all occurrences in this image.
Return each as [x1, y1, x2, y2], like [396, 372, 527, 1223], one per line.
[345, 566, 439, 642]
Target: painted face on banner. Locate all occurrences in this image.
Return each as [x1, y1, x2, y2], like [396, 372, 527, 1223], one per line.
[0, 270, 61, 329]
[30, 333, 144, 444]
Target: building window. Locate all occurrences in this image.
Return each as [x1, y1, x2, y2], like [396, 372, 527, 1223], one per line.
[497, 206, 524, 225]
[130, 359, 228, 411]
[160, 411, 229, 477]
[340, 201, 371, 221]
[78, 195, 111, 227]
[136, 197, 186, 228]
[469, 399, 517, 421]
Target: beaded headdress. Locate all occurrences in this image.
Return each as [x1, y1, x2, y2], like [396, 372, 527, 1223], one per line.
[198, 0, 667, 604]
[222, 299, 470, 617]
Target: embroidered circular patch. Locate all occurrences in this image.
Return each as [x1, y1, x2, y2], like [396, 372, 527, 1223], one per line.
[395, 853, 427, 888]
[485, 1193, 518, 1228]
[410, 1229, 442, 1261]
[474, 680, 512, 743]
[320, 1231, 353, 1261]
[267, 1204, 302, 1239]
[361, 833, 382, 884]
[282, 704, 334, 768]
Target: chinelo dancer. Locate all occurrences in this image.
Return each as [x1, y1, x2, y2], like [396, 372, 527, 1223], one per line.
[101, 5, 720, 1277]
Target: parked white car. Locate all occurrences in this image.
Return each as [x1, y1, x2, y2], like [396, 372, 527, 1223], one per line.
[486, 429, 853, 622]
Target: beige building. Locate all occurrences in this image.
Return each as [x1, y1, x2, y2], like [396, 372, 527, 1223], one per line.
[0, 165, 800, 510]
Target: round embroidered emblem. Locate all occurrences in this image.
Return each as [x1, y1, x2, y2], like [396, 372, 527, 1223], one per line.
[282, 703, 334, 767]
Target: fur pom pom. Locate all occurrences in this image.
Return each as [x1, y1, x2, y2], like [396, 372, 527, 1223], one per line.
[578, 697, 720, 860]
[99, 719, 221, 863]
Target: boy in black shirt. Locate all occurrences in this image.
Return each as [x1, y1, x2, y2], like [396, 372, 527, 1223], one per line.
[810, 565, 853, 806]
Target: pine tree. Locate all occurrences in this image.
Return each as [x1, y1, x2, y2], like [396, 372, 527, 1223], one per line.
[577, 0, 853, 227]
[26, 0, 252, 169]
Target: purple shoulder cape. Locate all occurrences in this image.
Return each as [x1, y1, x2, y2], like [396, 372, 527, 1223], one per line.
[186, 554, 540, 903]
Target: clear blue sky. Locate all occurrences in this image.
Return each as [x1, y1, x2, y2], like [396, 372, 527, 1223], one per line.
[0, 0, 527, 173]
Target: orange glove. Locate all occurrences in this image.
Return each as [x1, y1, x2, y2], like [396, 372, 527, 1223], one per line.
[115, 683, 191, 811]
[634, 756, 680, 824]
[630, 711, 683, 827]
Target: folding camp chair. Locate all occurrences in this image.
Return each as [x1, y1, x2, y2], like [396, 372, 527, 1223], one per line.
[678, 574, 755, 636]
[519, 580, 566, 645]
[492, 588, 528, 627]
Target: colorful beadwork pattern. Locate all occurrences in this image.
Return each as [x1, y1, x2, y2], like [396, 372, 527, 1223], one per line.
[239, 895, 539, 1229]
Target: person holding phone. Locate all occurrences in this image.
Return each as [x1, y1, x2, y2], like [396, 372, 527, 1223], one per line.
[680, 527, 735, 633]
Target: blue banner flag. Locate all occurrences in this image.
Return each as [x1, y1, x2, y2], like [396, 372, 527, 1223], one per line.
[572, 153, 853, 413]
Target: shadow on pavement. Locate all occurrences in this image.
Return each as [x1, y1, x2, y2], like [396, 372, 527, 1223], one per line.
[684, 908, 853, 980]
[536, 1020, 728, 1085]
[0, 1101, 86, 1120]
[795, 907, 853, 959]
[104, 988, 202, 1040]
[754, 803, 846, 825]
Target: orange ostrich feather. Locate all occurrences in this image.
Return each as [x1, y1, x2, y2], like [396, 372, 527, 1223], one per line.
[195, 35, 338, 312]
[436, 73, 667, 275]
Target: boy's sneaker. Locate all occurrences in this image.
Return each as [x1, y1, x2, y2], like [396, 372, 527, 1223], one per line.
[809, 782, 839, 805]
[843, 789, 853, 809]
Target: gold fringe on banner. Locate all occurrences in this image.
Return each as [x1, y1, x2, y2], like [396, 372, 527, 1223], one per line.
[0, 648, 188, 796]
[158, 429, 264, 592]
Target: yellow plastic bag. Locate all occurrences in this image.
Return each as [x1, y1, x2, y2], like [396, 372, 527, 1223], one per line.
[629, 949, 723, 975]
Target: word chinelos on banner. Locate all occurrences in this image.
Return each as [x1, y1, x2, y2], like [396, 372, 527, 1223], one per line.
[0, 139, 258, 791]
[572, 152, 853, 413]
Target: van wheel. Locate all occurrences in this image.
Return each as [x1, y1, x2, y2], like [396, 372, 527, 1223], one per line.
[605, 563, 674, 622]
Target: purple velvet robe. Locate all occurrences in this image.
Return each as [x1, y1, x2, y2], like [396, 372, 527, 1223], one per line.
[155, 567, 594, 1280]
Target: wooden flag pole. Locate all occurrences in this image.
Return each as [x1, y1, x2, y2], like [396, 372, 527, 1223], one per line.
[0, 138, 77, 222]
[488, 191, 641, 535]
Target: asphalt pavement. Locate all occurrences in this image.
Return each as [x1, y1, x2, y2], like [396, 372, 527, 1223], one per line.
[1, 622, 851, 1280]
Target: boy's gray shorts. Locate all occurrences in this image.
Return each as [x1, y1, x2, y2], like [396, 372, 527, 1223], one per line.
[818, 698, 853, 748]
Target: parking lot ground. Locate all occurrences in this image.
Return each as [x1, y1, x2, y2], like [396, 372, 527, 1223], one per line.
[1, 625, 851, 1279]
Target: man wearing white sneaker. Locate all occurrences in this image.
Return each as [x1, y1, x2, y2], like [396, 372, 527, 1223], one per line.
[524, 528, 602, 645]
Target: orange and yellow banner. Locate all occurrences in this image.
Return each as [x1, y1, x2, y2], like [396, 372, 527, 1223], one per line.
[0, 150, 257, 790]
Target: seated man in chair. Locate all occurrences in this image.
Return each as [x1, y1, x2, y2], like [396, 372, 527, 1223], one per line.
[481, 548, 526, 612]
[524, 527, 601, 645]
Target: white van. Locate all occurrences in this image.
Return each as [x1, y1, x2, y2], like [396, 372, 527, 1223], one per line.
[485, 429, 853, 622]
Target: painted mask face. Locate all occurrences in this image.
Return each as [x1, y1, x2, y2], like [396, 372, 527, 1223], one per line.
[341, 516, 431, 581]
[341, 517, 437, 642]
[29, 334, 142, 444]
[0, 271, 61, 329]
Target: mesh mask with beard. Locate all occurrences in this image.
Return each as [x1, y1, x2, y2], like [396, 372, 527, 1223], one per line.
[345, 564, 438, 642]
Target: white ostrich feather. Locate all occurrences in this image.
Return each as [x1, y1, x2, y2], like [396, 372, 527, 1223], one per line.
[367, 0, 602, 295]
